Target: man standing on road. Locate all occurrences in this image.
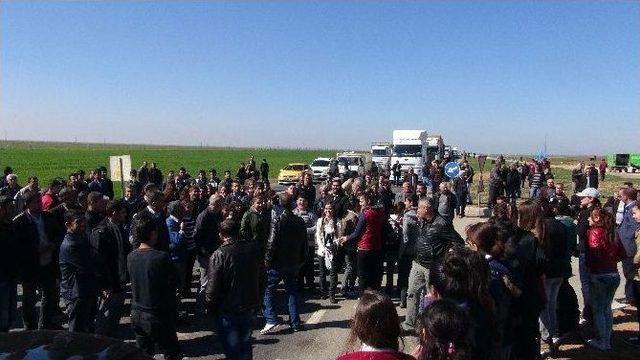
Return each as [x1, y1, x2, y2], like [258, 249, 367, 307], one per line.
[585, 163, 599, 189]
[194, 194, 223, 302]
[13, 191, 60, 330]
[488, 163, 504, 209]
[260, 159, 270, 183]
[128, 215, 182, 360]
[401, 198, 464, 333]
[91, 199, 131, 337]
[131, 190, 170, 251]
[391, 161, 402, 186]
[206, 219, 261, 360]
[433, 182, 456, 224]
[261, 192, 308, 334]
[599, 158, 608, 182]
[617, 188, 638, 305]
[293, 196, 318, 294]
[59, 210, 96, 333]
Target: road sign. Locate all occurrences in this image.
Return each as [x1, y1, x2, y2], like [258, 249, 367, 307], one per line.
[444, 161, 460, 179]
[110, 155, 132, 197]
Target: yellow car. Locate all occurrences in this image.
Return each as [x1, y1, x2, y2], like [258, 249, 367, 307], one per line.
[278, 163, 312, 185]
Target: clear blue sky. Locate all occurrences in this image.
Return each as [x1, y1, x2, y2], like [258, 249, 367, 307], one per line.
[1, 1, 638, 154]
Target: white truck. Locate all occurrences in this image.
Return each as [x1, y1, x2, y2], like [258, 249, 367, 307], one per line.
[371, 142, 392, 174]
[391, 130, 428, 180]
[336, 151, 371, 178]
[426, 134, 444, 162]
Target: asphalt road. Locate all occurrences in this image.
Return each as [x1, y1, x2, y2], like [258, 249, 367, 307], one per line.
[6, 184, 628, 359]
[163, 210, 625, 360]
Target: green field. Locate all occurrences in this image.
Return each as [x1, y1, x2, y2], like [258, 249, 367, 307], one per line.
[1, 141, 336, 196]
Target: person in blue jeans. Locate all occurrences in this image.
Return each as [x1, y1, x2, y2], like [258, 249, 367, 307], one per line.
[261, 193, 308, 334]
[206, 219, 261, 360]
[585, 208, 624, 351]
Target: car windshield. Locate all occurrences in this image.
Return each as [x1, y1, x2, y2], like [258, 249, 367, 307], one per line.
[312, 160, 330, 167]
[338, 157, 360, 165]
[372, 149, 388, 156]
[393, 145, 422, 157]
[284, 165, 305, 171]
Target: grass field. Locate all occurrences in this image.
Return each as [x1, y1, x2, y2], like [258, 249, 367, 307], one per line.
[0, 141, 336, 196]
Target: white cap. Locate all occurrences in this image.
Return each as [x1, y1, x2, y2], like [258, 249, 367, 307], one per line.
[576, 187, 600, 199]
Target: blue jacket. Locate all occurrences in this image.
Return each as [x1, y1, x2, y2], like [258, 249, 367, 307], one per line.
[166, 216, 188, 262]
[617, 200, 638, 257]
[59, 232, 96, 300]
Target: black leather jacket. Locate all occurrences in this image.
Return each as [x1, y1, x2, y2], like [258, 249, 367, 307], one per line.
[414, 214, 464, 268]
[264, 206, 308, 270]
[205, 239, 261, 315]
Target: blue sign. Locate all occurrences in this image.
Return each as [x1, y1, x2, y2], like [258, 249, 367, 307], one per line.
[444, 162, 460, 179]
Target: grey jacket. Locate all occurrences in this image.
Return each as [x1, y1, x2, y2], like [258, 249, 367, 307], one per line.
[617, 200, 639, 257]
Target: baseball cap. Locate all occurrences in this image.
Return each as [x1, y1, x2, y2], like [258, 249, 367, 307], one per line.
[575, 188, 600, 198]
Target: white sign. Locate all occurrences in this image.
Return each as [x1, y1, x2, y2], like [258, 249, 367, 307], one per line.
[109, 155, 132, 182]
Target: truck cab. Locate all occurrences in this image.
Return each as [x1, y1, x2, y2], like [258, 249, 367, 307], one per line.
[371, 142, 392, 174]
[391, 130, 428, 180]
[336, 152, 370, 178]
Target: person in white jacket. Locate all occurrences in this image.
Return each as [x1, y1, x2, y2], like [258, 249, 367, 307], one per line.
[315, 203, 343, 303]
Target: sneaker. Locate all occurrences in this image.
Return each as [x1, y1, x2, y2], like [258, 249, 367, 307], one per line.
[624, 336, 640, 347]
[291, 323, 305, 332]
[329, 295, 338, 304]
[260, 323, 278, 335]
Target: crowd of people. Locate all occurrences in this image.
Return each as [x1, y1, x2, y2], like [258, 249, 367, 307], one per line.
[0, 154, 638, 360]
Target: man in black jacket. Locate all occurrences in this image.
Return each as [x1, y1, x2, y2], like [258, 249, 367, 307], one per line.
[131, 190, 169, 251]
[401, 197, 464, 332]
[260, 159, 270, 183]
[329, 179, 350, 219]
[99, 167, 114, 200]
[127, 214, 182, 360]
[59, 210, 96, 333]
[148, 162, 163, 187]
[91, 199, 131, 337]
[85, 191, 107, 233]
[14, 191, 62, 330]
[261, 192, 308, 334]
[193, 194, 223, 302]
[433, 182, 457, 224]
[206, 219, 261, 359]
[0, 195, 17, 332]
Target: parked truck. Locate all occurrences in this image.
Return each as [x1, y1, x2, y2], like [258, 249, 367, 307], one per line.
[371, 142, 392, 174]
[607, 153, 640, 173]
[391, 130, 428, 180]
[336, 151, 372, 178]
[426, 134, 444, 162]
